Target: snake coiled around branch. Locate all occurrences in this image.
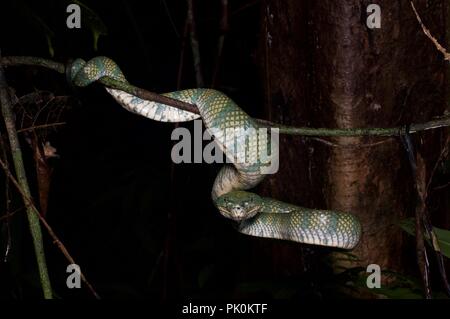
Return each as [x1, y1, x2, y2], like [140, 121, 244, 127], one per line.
[70, 56, 361, 249]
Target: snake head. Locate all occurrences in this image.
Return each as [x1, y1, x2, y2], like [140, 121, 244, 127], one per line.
[215, 191, 262, 222]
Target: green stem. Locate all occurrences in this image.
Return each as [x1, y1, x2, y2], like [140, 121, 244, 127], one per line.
[257, 117, 450, 136]
[186, 0, 204, 87]
[0, 63, 53, 298]
[2, 55, 450, 137]
[1, 56, 65, 74]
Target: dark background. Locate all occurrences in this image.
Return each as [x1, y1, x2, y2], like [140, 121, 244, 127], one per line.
[0, 0, 308, 299]
[1, 0, 449, 300]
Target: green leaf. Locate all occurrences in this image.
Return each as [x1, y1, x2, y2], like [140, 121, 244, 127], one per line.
[16, 1, 55, 56]
[197, 264, 214, 289]
[399, 218, 450, 259]
[31, 14, 55, 57]
[375, 287, 423, 299]
[62, 0, 108, 51]
[236, 280, 297, 299]
[351, 268, 427, 299]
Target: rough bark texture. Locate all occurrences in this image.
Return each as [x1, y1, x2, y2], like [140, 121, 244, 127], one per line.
[259, 0, 447, 281]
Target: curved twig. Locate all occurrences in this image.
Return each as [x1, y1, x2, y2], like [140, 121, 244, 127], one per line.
[2, 55, 450, 137]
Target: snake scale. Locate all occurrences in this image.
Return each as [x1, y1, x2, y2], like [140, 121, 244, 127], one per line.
[70, 56, 361, 249]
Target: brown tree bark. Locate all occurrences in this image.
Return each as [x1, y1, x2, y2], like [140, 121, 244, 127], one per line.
[258, 0, 447, 288]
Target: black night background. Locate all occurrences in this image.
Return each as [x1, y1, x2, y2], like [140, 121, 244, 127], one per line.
[0, 0, 449, 302]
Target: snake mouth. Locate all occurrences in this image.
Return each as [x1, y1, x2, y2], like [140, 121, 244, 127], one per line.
[217, 205, 261, 222]
[241, 206, 261, 219]
[217, 207, 234, 220]
[229, 216, 247, 222]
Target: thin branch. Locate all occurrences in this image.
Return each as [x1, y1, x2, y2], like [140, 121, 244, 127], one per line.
[161, 0, 181, 38]
[414, 153, 432, 298]
[212, 0, 229, 87]
[0, 61, 53, 299]
[410, 1, 450, 60]
[0, 207, 23, 222]
[258, 117, 450, 136]
[410, 2, 450, 296]
[0, 156, 101, 299]
[231, 0, 261, 17]
[16, 122, 66, 133]
[186, 0, 204, 87]
[1, 56, 65, 74]
[433, 181, 450, 191]
[0, 136, 12, 262]
[101, 77, 200, 114]
[426, 135, 450, 193]
[2, 56, 450, 137]
[177, 18, 190, 89]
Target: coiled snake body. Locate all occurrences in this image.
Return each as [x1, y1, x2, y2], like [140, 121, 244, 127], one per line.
[71, 57, 361, 249]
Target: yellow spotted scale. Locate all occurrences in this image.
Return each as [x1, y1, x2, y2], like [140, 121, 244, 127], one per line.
[71, 56, 361, 249]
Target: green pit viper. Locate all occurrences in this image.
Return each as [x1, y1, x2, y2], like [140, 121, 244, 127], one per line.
[70, 56, 361, 249]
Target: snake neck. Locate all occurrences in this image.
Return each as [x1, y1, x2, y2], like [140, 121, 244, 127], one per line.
[106, 86, 269, 202]
[211, 165, 265, 202]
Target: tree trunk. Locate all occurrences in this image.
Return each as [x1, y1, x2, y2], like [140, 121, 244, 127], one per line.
[259, 0, 447, 286]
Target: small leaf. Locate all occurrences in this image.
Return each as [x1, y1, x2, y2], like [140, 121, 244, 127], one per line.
[236, 280, 297, 299]
[16, 2, 55, 56]
[62, 0, 108, 51]
[31, 14, 55, 57]
[399, 218, 416, 237]
[376, 287, 423, 299]
[198, 264, 214, 289]
[399, 218, 450, 259]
